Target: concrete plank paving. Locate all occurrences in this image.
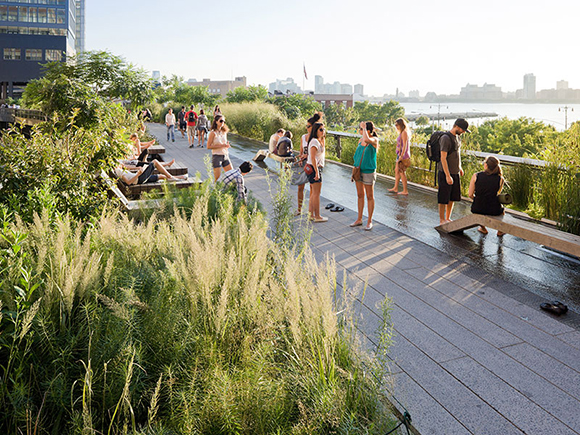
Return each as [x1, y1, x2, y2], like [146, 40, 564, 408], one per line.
[147, 124, 580, 435]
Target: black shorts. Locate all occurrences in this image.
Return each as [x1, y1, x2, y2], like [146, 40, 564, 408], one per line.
[212, 154, 231, 169]
[137, 163, 155, 184]
[179, 121, 187, 129]
[307, 167, 323, 184]
[437, 172, 461, 204]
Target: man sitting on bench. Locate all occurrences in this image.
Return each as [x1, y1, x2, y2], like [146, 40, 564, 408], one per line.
[115, 160, 187, 185]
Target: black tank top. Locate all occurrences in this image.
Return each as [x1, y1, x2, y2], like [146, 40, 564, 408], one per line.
[471, 172, 504, 216]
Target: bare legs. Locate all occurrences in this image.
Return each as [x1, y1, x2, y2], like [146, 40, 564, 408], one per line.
[399, 169, 409, 195]
[198, 130, 206, 147]
[388, 162, 400, 192]
[352, 181, 375, 229]
[213, 163, 233, 182]
[438, 202, 455, 225]
[309, 182, 322, 219]
[297, 183, 305, 213]
[152, 160, 187, 180]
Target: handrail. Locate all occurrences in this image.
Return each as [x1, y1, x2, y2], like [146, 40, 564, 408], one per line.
[326, 129, 549, 168]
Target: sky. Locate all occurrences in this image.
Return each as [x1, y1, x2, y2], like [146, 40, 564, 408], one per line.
[86, 0, 580, 97]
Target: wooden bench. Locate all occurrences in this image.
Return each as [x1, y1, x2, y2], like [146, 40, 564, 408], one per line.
[253, 149, 296, 164]
[436, 214, 580, 257]
[100, 170, 162, 211]
[147, 144, 165, 155]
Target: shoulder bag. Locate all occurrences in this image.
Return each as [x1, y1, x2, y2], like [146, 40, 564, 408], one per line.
[351, 144, 366, 182]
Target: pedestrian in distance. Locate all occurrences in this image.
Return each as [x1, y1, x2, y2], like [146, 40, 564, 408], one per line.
[165, 108, 176, 142]
[295, 112, 322, 215]
[350, 121, 379, 231]
[388, 118, 411, 195]
[178, 106, 187, 138]
[468, 156, 506, 236]
[207, 114, 233, 181]
[185, 105, 198, 148]
[214, 105, 222, 117]
[438, 118, 470, 225]
[196, 109, 209, 147]
[307, 122, 327, 223]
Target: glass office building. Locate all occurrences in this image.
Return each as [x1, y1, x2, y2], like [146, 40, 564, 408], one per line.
[0, 0, 85, 99]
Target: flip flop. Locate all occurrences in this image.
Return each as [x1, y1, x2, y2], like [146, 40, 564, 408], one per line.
[325, 203, 335, 209]
[540, 301, 568, 316]
[330, 206, 344, 212]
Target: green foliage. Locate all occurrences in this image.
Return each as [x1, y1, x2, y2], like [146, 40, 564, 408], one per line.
[464, 117, 558, 157]
[415, 115, 430, 126]
[266, 94, 323, 120]
[0, 111, 134, 222]
[225, 85, 268, 103]
[0, 186, 395, 434]
[324, 104, 356, 128]
[23, 50, 153, 111]
[221, 102, 305, 143]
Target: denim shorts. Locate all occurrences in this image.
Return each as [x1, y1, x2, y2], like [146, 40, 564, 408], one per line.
[212, 154, 232, 169]
[307, 166, 323, 184]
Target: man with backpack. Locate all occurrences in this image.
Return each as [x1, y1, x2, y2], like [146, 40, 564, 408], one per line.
[185, 105, 198, 148]
[436, 118, 470, 225]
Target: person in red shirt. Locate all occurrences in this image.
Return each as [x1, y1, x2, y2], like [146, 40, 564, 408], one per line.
[184, 105, 198, 148]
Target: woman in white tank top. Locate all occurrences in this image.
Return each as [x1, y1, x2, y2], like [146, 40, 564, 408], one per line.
[207, 114, 233, 181]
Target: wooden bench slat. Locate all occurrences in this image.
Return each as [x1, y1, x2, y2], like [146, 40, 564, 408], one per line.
[436, 214, 580, 257]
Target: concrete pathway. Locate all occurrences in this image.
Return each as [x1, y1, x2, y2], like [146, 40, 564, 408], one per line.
[148, 124, 580, 435]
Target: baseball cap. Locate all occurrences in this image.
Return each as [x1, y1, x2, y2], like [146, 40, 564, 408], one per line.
[454, 118, 471, 133]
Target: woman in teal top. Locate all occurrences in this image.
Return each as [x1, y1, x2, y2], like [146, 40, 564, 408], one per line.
[350, 121, 379, 231]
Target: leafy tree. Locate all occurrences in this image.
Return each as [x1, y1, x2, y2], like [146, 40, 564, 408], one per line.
[225, 85, 268, 103]
[266, 94, 323, 119]
[416, 115, 430, 126]
[352, 100, 405, 127]
[323, 103, 356, 128]
[464, 117, 559, 157]
[24, 50, 153, 110]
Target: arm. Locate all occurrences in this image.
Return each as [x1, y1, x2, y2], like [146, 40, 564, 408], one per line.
[206, 131, 216, 149]
[309, 144, 320, 180]
[440, 151, 453, 185]
[360, 121, 379, 148]
[119, 167, 143, 185]
[468, 174, 477, 199]
[498, 177, 504, 195]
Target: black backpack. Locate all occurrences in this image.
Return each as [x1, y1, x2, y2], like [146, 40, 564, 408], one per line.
[187, 111, 196, 123]
[425, 131, 453, 185]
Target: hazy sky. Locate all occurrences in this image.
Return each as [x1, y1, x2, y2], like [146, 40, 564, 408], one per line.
[86, 0, 579, 97]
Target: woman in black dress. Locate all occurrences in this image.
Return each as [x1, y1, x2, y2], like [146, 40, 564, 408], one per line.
[468, 156, 505, 235]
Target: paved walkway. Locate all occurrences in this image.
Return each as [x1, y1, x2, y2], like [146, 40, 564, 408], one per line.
[148, 124, 580, 435]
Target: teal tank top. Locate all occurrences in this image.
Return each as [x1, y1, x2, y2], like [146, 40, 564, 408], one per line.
[353, 141, 377, 173]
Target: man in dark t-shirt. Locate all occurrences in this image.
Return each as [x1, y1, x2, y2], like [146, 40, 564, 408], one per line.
[438, 118, 470, 225]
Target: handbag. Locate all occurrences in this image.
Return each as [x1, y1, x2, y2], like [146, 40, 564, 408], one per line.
[304, 163, 314, 176]
[498, 193, 512, 205]
[351, 145, 366, 182]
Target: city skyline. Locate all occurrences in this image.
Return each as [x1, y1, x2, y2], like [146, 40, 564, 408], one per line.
[84, 0, 579, 98]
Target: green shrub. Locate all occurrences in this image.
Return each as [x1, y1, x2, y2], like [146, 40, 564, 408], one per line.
[0, 185, 396, 434]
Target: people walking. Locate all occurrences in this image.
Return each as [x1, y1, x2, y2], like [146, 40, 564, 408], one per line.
[207, 114, 233, 181]
[307, 122, 327, 222]
[165, 108, 176, 142]
[185, 105, 198, 148]
[350, 121, 379, 231]
[388, 118, 411, 195]
[178, 106, 187, 138]
[438, 118, 470, 225]
[214, 105, 222, 117]
[468, 156, 506, 236]
[196, 109, 209, 147]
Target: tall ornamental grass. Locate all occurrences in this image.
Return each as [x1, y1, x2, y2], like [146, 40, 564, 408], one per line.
[0, 185, 395, 434]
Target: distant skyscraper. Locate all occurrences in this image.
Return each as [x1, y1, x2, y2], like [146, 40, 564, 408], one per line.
[354, 84, 364, 95]
[523, 73, 536, 99]
[340, 83, 352, 94]
[268, 77, 301, 94]
[0, 0, 84, 99]
[315, 75, 323, 93]
[557, 80, 569, 90]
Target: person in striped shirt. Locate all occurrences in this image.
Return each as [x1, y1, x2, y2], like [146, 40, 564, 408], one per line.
[219, 161, 253, 203]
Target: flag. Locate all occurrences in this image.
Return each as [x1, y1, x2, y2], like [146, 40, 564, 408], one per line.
[303, 63, 308, 80]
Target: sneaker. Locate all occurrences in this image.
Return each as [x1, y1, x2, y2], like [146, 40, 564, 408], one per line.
[172, 139, 175, 142]
[188, 144, 193, 148]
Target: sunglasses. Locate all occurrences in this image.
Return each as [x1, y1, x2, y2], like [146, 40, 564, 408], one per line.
[218, 119, 225, 123]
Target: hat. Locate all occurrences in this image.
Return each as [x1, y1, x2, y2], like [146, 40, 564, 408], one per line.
[454, 118, 471, 133]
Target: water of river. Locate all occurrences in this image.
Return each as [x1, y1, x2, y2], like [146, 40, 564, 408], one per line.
[228, 135, 580, 311]
[401, 102, 580, 131]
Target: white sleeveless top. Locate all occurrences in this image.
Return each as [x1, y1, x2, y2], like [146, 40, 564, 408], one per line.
[211, 130, 229, 156]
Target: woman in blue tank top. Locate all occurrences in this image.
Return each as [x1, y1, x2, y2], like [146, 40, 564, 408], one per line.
[350, 121, 379, 231]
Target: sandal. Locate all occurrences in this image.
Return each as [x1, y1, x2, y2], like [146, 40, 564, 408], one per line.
[540, 301, 568, 316]
[325, 203, 335, 209]
[330, 206, 344, 212]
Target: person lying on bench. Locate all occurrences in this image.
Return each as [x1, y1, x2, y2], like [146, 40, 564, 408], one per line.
[219, 161, 253, 203]
[115, 160, 187, 185]
[468, 156, 506, 236]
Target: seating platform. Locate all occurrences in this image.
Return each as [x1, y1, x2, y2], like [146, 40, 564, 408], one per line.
[147, 144, 165, 155]
[436, 213, 580, 258]
[252, 149, 295, 164]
